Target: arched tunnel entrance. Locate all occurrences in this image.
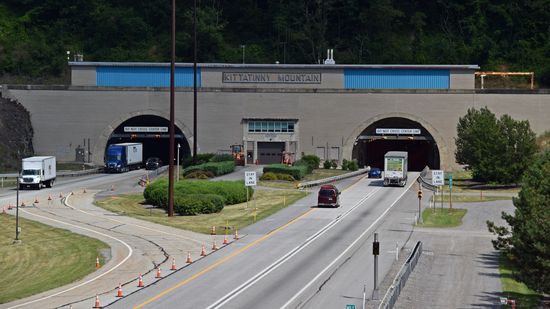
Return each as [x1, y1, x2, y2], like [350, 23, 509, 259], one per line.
[106, 115, 191, 166]
[352, 117, 440, 172]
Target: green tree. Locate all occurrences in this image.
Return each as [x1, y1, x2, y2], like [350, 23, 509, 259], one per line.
[487, 151, 550, 293]
[455, 107, 537, 183]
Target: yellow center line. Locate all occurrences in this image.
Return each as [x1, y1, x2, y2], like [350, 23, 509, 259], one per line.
[134, 208, 316, 309]
[134, 172, 368, 308]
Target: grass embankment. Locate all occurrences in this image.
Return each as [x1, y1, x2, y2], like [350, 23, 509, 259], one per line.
[438, 170, 520, 194]
[259, 169, 351, 189]
[419, 208, 467, 228]
[96, 189, 308, 234]
[499, 254, 542, 308]
[0, 214, 108, 304]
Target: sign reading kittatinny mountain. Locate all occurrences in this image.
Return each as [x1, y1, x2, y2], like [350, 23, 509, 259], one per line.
[222, 72, 321, 84]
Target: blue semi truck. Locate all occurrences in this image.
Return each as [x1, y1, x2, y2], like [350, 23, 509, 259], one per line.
[105, 142, 143, 173]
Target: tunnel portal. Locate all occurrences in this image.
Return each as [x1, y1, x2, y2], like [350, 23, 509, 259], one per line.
[352, 117, 440, 172]
[106, 115, 190, 166]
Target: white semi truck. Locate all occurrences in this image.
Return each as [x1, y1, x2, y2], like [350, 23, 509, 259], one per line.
[19, 156, 57, 189]
[383, 151, 408, 187]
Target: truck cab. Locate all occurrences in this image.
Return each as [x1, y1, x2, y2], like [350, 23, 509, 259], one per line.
[19, 156, 56, 189]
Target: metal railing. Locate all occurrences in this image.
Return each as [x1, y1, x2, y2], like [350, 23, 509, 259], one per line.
[378, 241, 423, 309]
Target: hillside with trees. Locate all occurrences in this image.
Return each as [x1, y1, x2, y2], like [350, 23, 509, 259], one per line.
[0, 97, 34, 172]
[0, 0, 549, 86]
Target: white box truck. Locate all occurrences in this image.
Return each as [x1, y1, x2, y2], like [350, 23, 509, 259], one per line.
[383, 151, 408, 187]
[105, 142, 143, 173]
[19, 156, 57, 189]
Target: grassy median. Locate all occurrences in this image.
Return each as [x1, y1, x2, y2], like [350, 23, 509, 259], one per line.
[432, 194, 512, 203]
[259, 169, 352, 189]
[0, 214, 108, 304]
[499, 254, 542, 308]
[419, 208, 467, 227]
[95, 189, 309, 234]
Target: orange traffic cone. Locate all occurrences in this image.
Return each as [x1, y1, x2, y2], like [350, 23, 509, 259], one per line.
[200, 245, 206, 256]
[34, 197, 39, 203]
[186, 252, 192, 264]
[156, 267, 161, 278]
[116, 283, 123, 297]
[212, 239, 218, 251]
[8, 203, 13, 210]
[83, 188, 87, 193]
[21, 201, 25, 207]
[211, 226, 216, 235]
[234, 229, 239, 240]
[223, 234, 228, 245]
[171, 257, 177, 270]
[48, 195, 52, 201]
[138, 273, 144, 287]
[93, 294, 101, 308]
[2, 207, 6, 214]
[111, 185, 115, 191]
[96, 256, 100, 269]
[59, 192, 63, 198]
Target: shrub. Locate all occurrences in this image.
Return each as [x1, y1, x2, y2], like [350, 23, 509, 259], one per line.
[331, 160, 338, 169]
[210, 154, 234, 162]
[300, 155, 320, 169]
[348, 159, 359, 171]
[263, 164, 308, 180]
[143, 180, 168, 208]
[183, 161, 235, 176]
[174, 180, 251, 205]
[294, 159, 314, 174]
[276, 173, 295, 181]
[323, 160, 332, 169]
[342, 159, 349, 171]
[260, 172, 278, 180]
[181, 153, 216, 168]
[185, 171, 215, 179]
[174, 194, 225, 215]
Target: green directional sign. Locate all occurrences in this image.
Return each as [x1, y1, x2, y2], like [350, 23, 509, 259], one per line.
[449, 174, 453, 189]
[346, 305, 356, 309]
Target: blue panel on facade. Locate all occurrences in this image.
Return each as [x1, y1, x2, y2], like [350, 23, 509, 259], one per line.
[344, 69, 449, 89]
[96, 66, 200, 87]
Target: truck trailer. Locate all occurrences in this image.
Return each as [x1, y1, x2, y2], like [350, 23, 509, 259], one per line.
[105, 143, 143, 173]
[19, 156, 57, 189]
[383, 151, 408, 187]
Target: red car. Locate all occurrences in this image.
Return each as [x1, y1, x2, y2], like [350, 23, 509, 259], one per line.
[318, 184, 341, 207]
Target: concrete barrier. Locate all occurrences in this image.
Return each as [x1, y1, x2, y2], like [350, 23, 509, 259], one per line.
[297, 168, 370, 189]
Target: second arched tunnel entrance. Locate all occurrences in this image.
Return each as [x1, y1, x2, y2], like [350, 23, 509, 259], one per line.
[352, 117, 440, 172]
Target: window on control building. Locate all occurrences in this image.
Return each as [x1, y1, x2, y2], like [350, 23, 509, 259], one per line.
[248, 120, 295, 133]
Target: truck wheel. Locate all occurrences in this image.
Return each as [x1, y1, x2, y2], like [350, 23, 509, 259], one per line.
[47, 179, 54, 188]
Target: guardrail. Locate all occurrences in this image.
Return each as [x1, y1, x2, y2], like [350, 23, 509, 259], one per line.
[296, 167, 370, 189]
[378, 241, 423, 309]
[418, 166, 438, 192]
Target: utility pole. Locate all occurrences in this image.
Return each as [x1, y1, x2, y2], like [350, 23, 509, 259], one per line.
[167, 0, 176, 217]
[14, 169, 21, 243]
[193, 0, 198, 162]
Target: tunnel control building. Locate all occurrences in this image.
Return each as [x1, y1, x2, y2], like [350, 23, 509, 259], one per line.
[4, 62, 550, 171]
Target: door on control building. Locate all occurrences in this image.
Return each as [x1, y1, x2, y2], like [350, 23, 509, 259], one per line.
[257, 142, 285, 164]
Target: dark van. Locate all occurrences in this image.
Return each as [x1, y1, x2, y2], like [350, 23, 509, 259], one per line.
[318, 184, 341, 207]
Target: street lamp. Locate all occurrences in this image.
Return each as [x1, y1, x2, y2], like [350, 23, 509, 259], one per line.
[177, 143, 181, 181]
[14, 170, 21, 243]
[240, 45, 246, 64]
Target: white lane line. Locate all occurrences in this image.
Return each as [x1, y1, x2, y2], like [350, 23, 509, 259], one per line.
[62, 193, 203, 245]
[206, 185, 382, 309]
[7, 207, 134, 308]
[281, 179, 417, 308]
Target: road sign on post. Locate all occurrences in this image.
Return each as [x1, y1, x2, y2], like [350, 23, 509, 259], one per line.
[432, 170, 444, 186]
[245, 171, 257, 186]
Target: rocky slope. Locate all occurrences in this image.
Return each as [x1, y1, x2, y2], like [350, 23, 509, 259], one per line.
[0, 96, 34, 172]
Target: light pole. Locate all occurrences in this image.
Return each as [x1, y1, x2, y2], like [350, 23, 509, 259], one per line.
[14, 169, 21, 243]
[240, 45, 246, 64]
[177, 143, 180, 181]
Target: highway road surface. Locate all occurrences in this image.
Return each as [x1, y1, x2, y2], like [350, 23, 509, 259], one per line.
[108, 173, 420, 309]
